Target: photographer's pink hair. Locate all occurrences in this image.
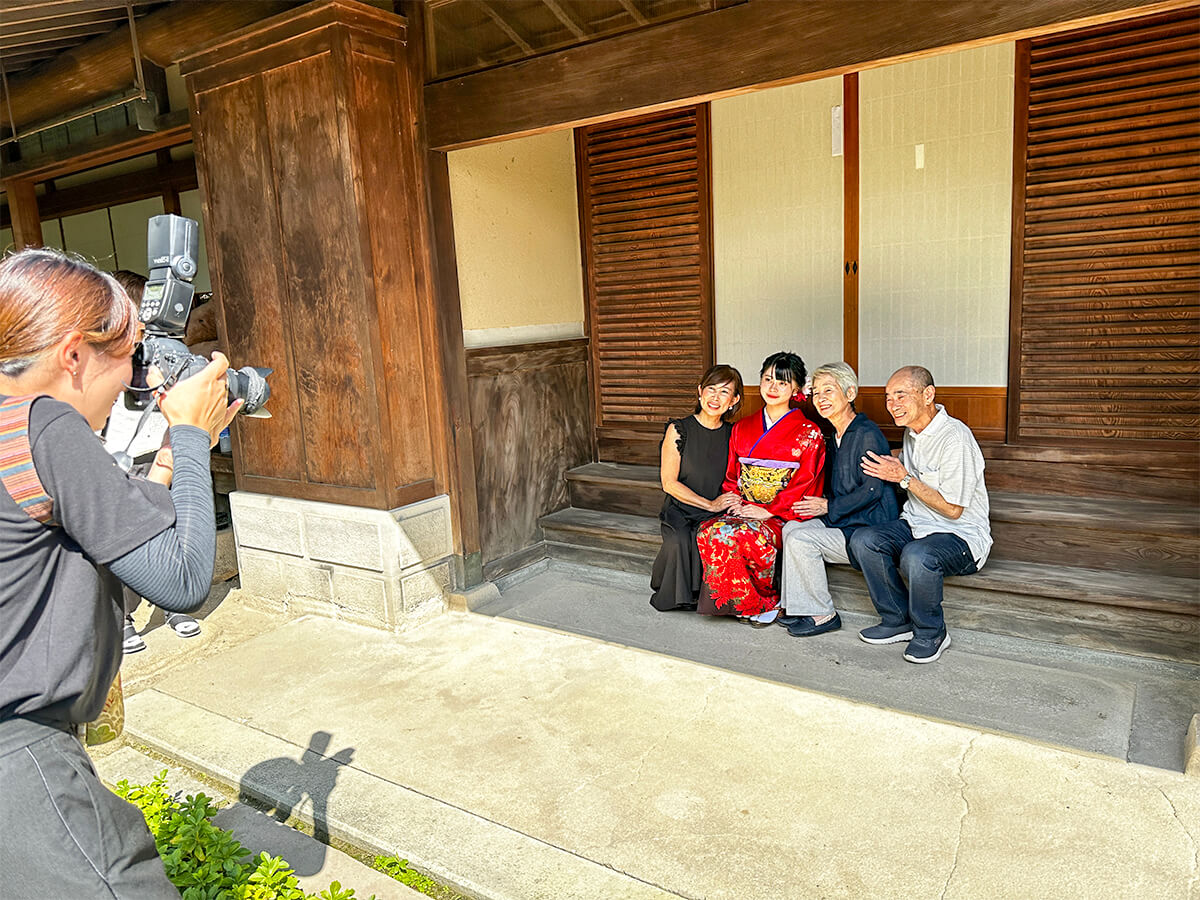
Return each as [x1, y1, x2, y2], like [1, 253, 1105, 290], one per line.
[0, 249, 139, 376]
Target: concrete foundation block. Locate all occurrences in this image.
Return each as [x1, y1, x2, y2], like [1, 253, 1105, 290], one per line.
[331, 569, 391, 623]
[237, 549, 287, 600]
[401, 562, 451, 612]
[230, 491, 453, 631]
[1186, 714, 1199, 777]
[304, 513, 386, 572]
[229, 494, 305, 557]
[283, 560, 334, 602]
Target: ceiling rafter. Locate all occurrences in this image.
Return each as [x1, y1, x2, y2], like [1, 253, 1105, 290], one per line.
[617, 0, 649, 27]
[543, 0, 588, 40]
[476, 0, 534, 55]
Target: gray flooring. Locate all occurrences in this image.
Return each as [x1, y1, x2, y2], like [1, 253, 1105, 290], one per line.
[478, 560, 1200, 771]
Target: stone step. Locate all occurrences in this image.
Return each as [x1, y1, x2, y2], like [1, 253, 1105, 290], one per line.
[537, 506, 1200, 663]
[564, 463, 1200, 576]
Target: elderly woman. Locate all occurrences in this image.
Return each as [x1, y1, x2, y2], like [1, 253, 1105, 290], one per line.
[696, 352, 825, 623]
[779, 362, 899, 637]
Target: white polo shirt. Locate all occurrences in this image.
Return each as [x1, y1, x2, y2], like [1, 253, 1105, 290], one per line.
[900, 404, 992, 567]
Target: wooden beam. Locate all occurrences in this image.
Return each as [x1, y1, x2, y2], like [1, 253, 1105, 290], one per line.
[0, 1, 155, 28]
[425, 0, 1194, 149]
[1, 1, 297, 133]
[5, 178, 42, 247]
[1, 109, 192, 182]
[31, 158, 196, 223]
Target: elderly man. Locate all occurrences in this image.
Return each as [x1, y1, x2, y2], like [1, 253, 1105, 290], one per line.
[850, 366, 991, 663]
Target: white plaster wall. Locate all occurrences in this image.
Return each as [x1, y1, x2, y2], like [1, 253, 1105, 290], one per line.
[859, 43, 1014, 386]
[109, 197, 167, 278]
[61, 208, 117, 269]
[448, 130, 584, 347]
[712, 77, 845, 387]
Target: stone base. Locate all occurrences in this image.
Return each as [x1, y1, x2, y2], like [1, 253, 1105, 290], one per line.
[230, 492, 454, 631]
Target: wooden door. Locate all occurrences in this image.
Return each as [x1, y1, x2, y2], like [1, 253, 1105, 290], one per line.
[1009, 8, 1200, 444]
[575, 105, 715, 464]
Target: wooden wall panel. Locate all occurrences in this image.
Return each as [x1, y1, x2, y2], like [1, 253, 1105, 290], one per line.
[262, 53, 377, 489]
[576, 105, 714, 464]
[193, 76, 304, 485]
[1010, 8, 1200, 444]
[857, 387, 1008, 443]
[466, 339, 592, 565]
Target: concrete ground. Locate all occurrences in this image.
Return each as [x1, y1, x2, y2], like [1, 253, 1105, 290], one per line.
[106, 570, 1200, 900]
[480, 561, 1200, 772]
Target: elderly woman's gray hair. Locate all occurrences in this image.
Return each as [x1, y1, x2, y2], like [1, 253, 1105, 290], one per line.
[810, 362, 859, 403]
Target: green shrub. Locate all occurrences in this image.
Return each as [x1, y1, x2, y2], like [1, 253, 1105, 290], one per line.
[115, 770, 372, 900]
[372, 856, 464, 900]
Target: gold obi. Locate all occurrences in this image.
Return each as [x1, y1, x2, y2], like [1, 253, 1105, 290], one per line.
[738, 458, 800, 505]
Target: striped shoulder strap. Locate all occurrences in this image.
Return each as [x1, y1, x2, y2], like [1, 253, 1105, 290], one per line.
[0, 395, 55, 525]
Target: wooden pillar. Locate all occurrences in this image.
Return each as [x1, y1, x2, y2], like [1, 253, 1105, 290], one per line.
[5, 179, 43, 248]
[179, 1, 453, 516]
[842, 73, 859, 372]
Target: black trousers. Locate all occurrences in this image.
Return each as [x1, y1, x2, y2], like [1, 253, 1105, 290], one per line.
[0, 717, 177, 899]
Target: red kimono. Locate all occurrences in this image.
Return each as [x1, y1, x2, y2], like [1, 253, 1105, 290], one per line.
[697, 409, 825, 616]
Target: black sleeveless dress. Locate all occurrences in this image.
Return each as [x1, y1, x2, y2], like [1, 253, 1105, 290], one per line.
[649, 415, 732, 611]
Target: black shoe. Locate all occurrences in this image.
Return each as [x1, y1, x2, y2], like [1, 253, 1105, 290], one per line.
[787, 613, 842, 638]
[776, 615, 805, 628]
[903, 631, 951, 664]
[859, 622, 915, 644]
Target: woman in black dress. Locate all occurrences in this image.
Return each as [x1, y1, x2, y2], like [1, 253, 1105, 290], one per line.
[650, 364, 744, 611]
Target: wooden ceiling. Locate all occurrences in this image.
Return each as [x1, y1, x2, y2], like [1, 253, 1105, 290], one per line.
[425, 0, 737, 80]
[0, 0, 168, 76]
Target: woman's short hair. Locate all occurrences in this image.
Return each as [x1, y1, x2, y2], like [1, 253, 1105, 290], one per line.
[760, 351, 807, 390]
[810, 361, 859, 404]
[693, 363, 744, 421]
[0, 249, 139, 377]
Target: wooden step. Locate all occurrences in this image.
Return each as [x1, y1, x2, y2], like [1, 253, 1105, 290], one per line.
[565, 463, 1200, 577]
[537, 505, 1200, 663]
[567, 462, 662, 517]
[989, 492, 1199, 577]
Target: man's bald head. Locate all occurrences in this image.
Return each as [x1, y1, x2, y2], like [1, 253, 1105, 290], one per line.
[891, 366, 935, 391]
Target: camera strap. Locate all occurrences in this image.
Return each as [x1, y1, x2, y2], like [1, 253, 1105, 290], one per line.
[0, 395, 57, 526]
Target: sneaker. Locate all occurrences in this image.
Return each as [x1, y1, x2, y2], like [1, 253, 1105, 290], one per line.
[165, 612, 201, 639]
[904, 632, 951, 664]
[122, 617, 147, 654]
[859, 622, 915, 644]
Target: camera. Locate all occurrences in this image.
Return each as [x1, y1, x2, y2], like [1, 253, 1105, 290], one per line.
[134, 214, 271, 417]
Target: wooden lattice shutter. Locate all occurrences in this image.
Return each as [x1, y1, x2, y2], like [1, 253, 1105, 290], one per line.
[1010, 9, 1200, 443]
[576, 106, 714, 464]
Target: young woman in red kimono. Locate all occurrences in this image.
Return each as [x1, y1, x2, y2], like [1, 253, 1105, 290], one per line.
[696, 352, 825, 622]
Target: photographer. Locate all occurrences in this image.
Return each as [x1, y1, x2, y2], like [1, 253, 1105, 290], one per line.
[0, 248, 239, 896]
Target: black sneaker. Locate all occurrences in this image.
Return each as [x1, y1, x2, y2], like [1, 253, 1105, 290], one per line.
[122, 616, 147, 654]
[859, 623, 915, 644]
[904, 632, 951, 664]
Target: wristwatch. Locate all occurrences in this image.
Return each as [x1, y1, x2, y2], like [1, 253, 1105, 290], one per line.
[899, 474, 912, 490]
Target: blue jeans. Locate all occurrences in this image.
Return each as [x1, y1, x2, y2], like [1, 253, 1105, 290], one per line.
[848, 520, 977, 640]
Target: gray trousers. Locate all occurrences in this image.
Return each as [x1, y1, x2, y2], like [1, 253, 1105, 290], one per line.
[0, 717, 178, 899]
[780, 519, 850, 616]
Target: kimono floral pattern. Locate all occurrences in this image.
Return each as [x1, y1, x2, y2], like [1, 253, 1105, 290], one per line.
[697, 409, 825, 616]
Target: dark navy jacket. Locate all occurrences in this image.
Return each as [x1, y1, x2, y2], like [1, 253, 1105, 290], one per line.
[820, 412, 900, 568]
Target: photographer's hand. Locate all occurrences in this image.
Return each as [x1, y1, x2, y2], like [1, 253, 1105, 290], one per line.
[157, 352, 242, 447]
